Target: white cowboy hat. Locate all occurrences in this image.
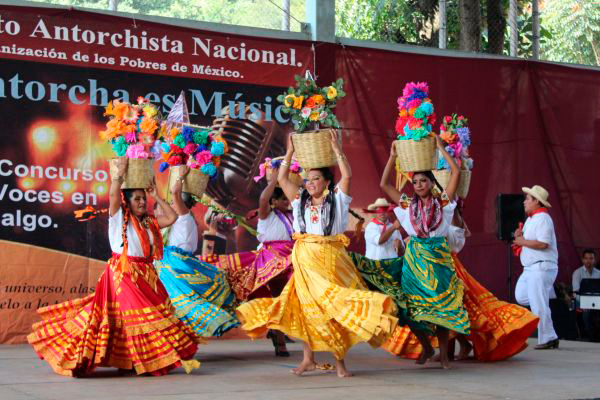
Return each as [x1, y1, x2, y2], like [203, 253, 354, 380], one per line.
[522, 185, 552, 208]
[367, 198, 393, 211]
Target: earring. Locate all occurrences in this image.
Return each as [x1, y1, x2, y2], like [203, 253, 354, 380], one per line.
[323, 188, 330, 197]
[431, 187, 440, 197]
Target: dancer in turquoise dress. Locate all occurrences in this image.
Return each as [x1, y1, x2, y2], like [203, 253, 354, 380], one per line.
[155, 168, 239, 337]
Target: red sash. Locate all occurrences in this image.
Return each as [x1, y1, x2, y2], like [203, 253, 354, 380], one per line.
[511, 208, 549, 256]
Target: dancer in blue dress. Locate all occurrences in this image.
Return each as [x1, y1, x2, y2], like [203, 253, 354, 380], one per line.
[155, 168, 240, 337]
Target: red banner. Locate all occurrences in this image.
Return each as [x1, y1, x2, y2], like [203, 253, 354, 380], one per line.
[0, 6, 313, 86]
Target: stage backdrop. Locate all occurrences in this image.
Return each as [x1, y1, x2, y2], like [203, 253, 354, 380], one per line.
[1, 5, 599, 344]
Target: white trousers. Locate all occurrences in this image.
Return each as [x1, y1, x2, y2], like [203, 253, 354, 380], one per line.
[515, 261, 559, 344]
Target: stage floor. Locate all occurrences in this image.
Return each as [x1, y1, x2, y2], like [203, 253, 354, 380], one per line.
[1, 339, 599, 400]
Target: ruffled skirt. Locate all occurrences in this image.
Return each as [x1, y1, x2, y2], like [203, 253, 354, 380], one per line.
[156, 246, 239, 337]
[236, 233, 398, 360]
[27, 254, 201, 376]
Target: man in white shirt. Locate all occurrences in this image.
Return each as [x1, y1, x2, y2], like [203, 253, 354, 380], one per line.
[363, 198, 403, 260]
[572, 249, 600, 339]
[514, 185, 559, 349]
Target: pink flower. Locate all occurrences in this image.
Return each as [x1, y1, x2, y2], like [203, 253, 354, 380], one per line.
[458, 115, 464, 121]
[126, 143, 149, 159]
[301, 107, 311, 118]
[125, 132, 137, 143]
[189, 161, 200, 169]
[406, 99, 421, 109]
[195, 150, 212, 165]
[445, 116, 452, 124]
[183, 143, 197, 155]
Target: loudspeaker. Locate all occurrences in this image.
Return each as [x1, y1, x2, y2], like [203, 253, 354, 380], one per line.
[496, 194, 526, 241]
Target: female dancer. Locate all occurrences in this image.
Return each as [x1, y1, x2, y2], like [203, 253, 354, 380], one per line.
[380, 135, 469, 369]
[155, 167, 239, 338]
[237, 132, 398, 378]
[383, 204, 539, 361]
[28, 158, 200, 376]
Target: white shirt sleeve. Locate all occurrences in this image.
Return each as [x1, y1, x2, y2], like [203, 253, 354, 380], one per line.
[364, 222, 381, 245]
[535, 214, 554, 245]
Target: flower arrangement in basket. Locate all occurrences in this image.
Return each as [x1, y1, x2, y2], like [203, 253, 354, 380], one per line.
[253, 157, 304, 186]
[394, 82, 438, 173]
[101, 96, 164, 188]
[158, 124, 228, 197]
[433, 113, 474, 198]
[277, 74, 346, 169]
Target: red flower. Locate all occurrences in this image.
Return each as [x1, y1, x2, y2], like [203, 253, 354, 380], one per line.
[167, 155, 182, 166]
[444, 115, 452, 124]
[305, 97, 316, 109]
[170, 144, 184, 154]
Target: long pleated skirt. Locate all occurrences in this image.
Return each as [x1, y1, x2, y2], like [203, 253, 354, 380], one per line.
[236, 233, 398, 360]
[156, 246, 239, 337]
[28, 254, 201, 376]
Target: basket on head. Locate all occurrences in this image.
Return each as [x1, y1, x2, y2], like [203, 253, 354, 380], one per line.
[431, 168, 472, 199]
[292, 128, 340, 169]
[168, 165, 210, 198]
[394, 135, 436, 173]
[267, 156, 305, 187]
[109, 158, 154, 189]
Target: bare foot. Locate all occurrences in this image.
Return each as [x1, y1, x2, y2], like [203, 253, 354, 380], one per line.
[432, 352, 441, 362]
[456, 341, 472, 361]
[336, 360, 353, 378]
[291, 360, 317, 376]
[439, 354, 451, 369]
[416, 347, 434, 365]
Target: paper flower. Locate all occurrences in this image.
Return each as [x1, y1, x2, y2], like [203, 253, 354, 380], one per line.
[173, 134, 186, 149]
[195, 150, 212, 165]
[193, 129, 210, 145]
[210, 141, 225, 156]
[201, 162, 217, 176]
[112, 136, 128, 157]
[140, 117, 158, 134]
[301, 107, 311, 118]
[125, 132, 137, 143]
[126, 143, 149, 159]
[167, 155, 183, 166]
[309, 111, 320, 121]
[159, 161, 169, 172]
[143, 105, 157, 118]
[182, 126, 195, 143]
[284, 94, 295, 107]
[305, 97, 316, 109]
[292, 95, 304, 110]
[183, 143, 197, 155]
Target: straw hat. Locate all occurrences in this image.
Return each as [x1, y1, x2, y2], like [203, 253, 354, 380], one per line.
[522, 185, 551, 208]
[367, 198, 393, 211]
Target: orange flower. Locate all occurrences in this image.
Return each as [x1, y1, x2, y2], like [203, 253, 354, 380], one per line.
[100, 118, 130, 140]
[292, 95, 304, 109]
[212, 157, 221, 166]
[440, 131, 457, 143]
[399, 109, 408, 118]
[140, 117, 158, 134]
[312, 94, 325, 106]
[408, 107, 416, 116]
[112, 101, 131, 120]
[170, 127, 180, 140]
[305, 97, 316, 109]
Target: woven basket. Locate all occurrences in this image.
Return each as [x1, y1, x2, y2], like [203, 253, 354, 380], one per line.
[267, 156, 305, 186]
[169, 166, 210, 198]
[394, 135, 436, 172]
[292, 129, 340, 169]
[432, 169, 472, 199]
[109, 158, 154, 189]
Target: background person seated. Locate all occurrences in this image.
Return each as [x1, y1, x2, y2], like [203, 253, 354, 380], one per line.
[572, 249, 600, 341]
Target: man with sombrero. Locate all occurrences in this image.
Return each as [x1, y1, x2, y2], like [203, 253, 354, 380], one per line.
[363, 198, 403, 260]
[513, 185, 559, 350]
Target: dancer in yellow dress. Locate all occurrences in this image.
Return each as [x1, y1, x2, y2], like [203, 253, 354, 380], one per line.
[237, 132, 398, 377]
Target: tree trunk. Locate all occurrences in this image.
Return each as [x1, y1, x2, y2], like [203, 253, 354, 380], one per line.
[487, 0, 505, 54]
[459, 0, 481, 51]
[108, 0, 119, 12]
[281, 0, 290, 31]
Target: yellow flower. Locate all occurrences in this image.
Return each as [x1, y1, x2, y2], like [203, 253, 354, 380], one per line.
[284, 94, 296, 108]
[143, 105, 157, 118]
[326, 86, 337, 100]
[309, 111, 320, 121]
[292, 95, 304, 110]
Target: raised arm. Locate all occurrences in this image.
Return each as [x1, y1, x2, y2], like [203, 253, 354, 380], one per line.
[258, 169, 278, 220]
[330, 130, 351, 195]
[379, 144, 402, 203]
[171, 166, 190, 216]
[277, 133, 300, 203]
[109, 157, 127, 216]
[436, 134, 460, 200]
[147, 178, 177, 228]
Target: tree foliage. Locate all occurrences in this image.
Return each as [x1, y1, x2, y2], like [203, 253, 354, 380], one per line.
[541, 0, 600, 66]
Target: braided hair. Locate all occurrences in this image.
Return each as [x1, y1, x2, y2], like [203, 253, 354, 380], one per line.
[300, 167, 336, 236]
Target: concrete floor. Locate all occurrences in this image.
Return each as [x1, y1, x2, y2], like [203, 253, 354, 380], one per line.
[1, 339, 599, 400]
